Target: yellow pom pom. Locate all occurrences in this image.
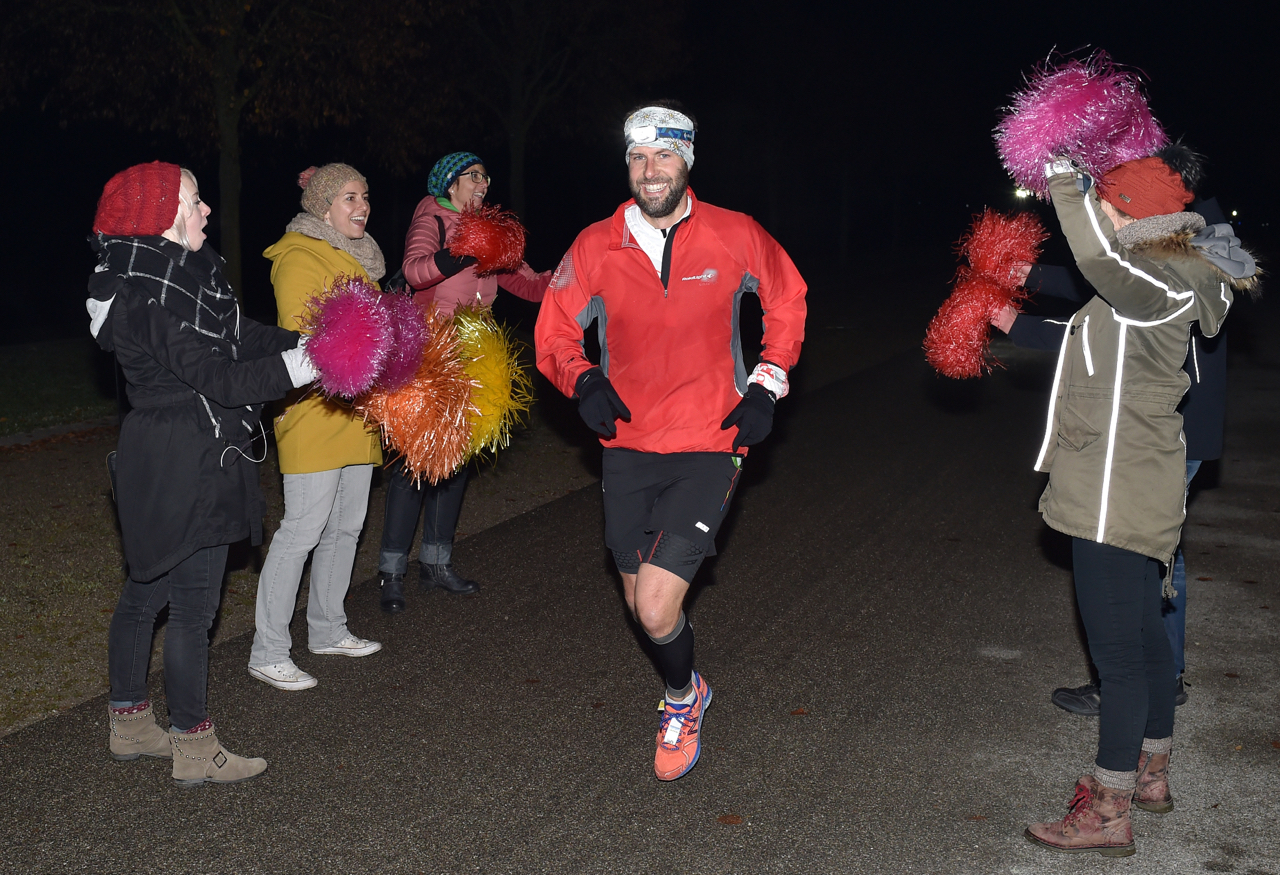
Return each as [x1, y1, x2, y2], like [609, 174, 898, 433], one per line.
[453, 306, 533, 460]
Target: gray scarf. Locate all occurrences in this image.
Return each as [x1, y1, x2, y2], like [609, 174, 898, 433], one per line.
[1117, 211, 1205, 248]
[285, 212, 386, 281]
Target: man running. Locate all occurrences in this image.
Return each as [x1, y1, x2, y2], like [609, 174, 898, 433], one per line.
[534, 103, 807, 780]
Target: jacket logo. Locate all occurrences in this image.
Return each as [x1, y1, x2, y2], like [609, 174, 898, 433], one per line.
[681, 268, 718, 284]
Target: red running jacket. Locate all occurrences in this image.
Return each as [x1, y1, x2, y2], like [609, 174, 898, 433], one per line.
[535, 190, 807, 455]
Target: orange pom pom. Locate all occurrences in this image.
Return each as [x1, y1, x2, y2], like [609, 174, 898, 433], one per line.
[358, 309, 473, 484]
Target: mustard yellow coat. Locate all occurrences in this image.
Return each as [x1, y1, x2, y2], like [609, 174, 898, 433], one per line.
[265, 232, 383, 474]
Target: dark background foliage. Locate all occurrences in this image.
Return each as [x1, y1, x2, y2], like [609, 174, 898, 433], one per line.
[2, 0, 1275, 343]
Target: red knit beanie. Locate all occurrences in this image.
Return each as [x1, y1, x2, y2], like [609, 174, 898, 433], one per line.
[1097, 157, 1194, 220]
[93, 161, 183, 236]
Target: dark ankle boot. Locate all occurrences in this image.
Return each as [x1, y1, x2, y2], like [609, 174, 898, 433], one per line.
[379, 573, 405, 613]
[419, 562, 479, 595]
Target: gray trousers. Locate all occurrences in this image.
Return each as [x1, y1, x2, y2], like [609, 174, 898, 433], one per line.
[249, 464, 373, 667]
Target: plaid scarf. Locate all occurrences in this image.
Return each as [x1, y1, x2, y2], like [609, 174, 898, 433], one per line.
[99, 235, 263, 441]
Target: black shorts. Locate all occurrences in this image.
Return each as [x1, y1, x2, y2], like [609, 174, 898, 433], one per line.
[601, 448, 743, 581]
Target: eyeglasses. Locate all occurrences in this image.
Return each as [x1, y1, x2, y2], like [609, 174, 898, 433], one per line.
[458, 170, 491, 185]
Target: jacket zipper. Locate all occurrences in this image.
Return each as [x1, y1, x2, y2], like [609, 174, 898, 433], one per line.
[659, 218, 686, 297]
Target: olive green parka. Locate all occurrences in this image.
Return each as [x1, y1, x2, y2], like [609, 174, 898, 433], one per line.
[1035, 170, 1252, 575]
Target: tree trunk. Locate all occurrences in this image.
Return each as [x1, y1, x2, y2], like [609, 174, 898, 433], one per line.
[212, 35, 244, 301]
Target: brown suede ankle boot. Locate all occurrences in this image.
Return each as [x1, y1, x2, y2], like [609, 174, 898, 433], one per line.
[108, 703, 172, 762]
[170, 724, 267, 787]
[1025, 775, 1136, 857]
[1134, 743, 1174, 813]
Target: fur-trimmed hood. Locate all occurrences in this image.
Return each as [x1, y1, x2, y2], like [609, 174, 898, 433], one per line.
[1131, 223, 1260, 295]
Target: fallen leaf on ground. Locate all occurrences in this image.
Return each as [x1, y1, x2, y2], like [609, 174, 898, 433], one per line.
[1197, 576, 1213, 581]
[1225, 673, 1239, 678]
[791, 708, 808, 716]
[717, 814, 744, 825]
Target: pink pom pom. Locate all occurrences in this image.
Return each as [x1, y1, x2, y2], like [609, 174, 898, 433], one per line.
[376, 293, 431, 393]
[448, 204, 527, 276]
[925, 210, 1046, 379]
[301, 275, 393, 397]
[996, 53, 1168, 198]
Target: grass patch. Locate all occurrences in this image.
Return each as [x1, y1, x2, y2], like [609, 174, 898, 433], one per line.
[0, 339, 118, 436]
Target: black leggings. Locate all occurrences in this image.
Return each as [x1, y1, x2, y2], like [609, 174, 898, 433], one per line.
[1072, 538, 1176, 772]
[378, 458, 469, 573]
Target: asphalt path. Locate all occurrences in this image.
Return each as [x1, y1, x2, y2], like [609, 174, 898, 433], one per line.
[3, 348, 1277, 875]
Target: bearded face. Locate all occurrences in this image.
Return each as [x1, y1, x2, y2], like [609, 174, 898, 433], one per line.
[627, 147, 690, 220]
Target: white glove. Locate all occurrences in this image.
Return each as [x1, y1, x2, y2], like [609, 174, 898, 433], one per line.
[280, 335, 318, 388]
[1043, 158, 1076, 178]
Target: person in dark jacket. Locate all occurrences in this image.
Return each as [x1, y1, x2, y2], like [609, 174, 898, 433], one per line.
[89, 162, 317, 786]
[995, 196, 1232, 715]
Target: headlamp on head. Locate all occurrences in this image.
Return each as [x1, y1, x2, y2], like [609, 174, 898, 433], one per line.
[626, 125, 696, 148]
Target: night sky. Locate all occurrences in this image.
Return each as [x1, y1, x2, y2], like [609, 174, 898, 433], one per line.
[4, 1, 1276, 343]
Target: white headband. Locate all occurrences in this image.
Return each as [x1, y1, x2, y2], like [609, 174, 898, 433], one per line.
[624, 106, 695, 170]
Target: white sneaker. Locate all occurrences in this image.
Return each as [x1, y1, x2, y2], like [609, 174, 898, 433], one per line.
[309, 634, 382, 658]
[248, 660, 318, 691]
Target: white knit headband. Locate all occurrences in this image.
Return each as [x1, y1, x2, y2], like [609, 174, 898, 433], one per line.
[624, 107, 696, 170]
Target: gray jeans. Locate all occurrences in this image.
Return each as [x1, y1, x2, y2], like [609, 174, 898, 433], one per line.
[249, 465, 373, 667]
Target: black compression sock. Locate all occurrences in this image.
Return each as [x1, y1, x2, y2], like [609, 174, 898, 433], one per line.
[647, 612, 694, 697]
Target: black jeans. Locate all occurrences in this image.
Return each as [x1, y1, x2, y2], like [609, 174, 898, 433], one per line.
[378, 458, 469, 574]
[1072, 538, 1176, 772]
[108, 544, 228, 731]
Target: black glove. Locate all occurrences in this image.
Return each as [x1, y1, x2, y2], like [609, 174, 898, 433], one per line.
[720, 383, 775, 452]
[574, 367, 631, 438]
[434, 248, 478, 278]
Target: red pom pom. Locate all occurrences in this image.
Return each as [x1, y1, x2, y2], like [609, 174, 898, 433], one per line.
[448, 204, 527, 276]
[301, 275, 393, 397]
[925, 210, 1047, 379]
[959, 210, 1048, 279]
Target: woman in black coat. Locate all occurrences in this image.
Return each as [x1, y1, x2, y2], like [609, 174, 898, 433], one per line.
[90, 161, 316, 785]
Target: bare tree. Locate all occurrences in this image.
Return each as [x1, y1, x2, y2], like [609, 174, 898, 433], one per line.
[5, 0, 457, 296]
[455, 0, 687, 220]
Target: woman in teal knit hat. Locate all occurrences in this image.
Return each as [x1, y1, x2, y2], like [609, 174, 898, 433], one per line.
[374, 151, 551, 612]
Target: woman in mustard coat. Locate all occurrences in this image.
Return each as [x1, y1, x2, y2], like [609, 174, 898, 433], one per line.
[248, 163, 386, 690]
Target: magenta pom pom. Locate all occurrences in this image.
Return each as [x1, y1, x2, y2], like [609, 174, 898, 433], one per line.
[376, 294, 431, 393]
[302, 275, 393, 397]
[996, 53, 1168, 198]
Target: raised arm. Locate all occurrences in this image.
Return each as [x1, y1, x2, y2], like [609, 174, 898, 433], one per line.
[1048, 171, 1193, 323]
